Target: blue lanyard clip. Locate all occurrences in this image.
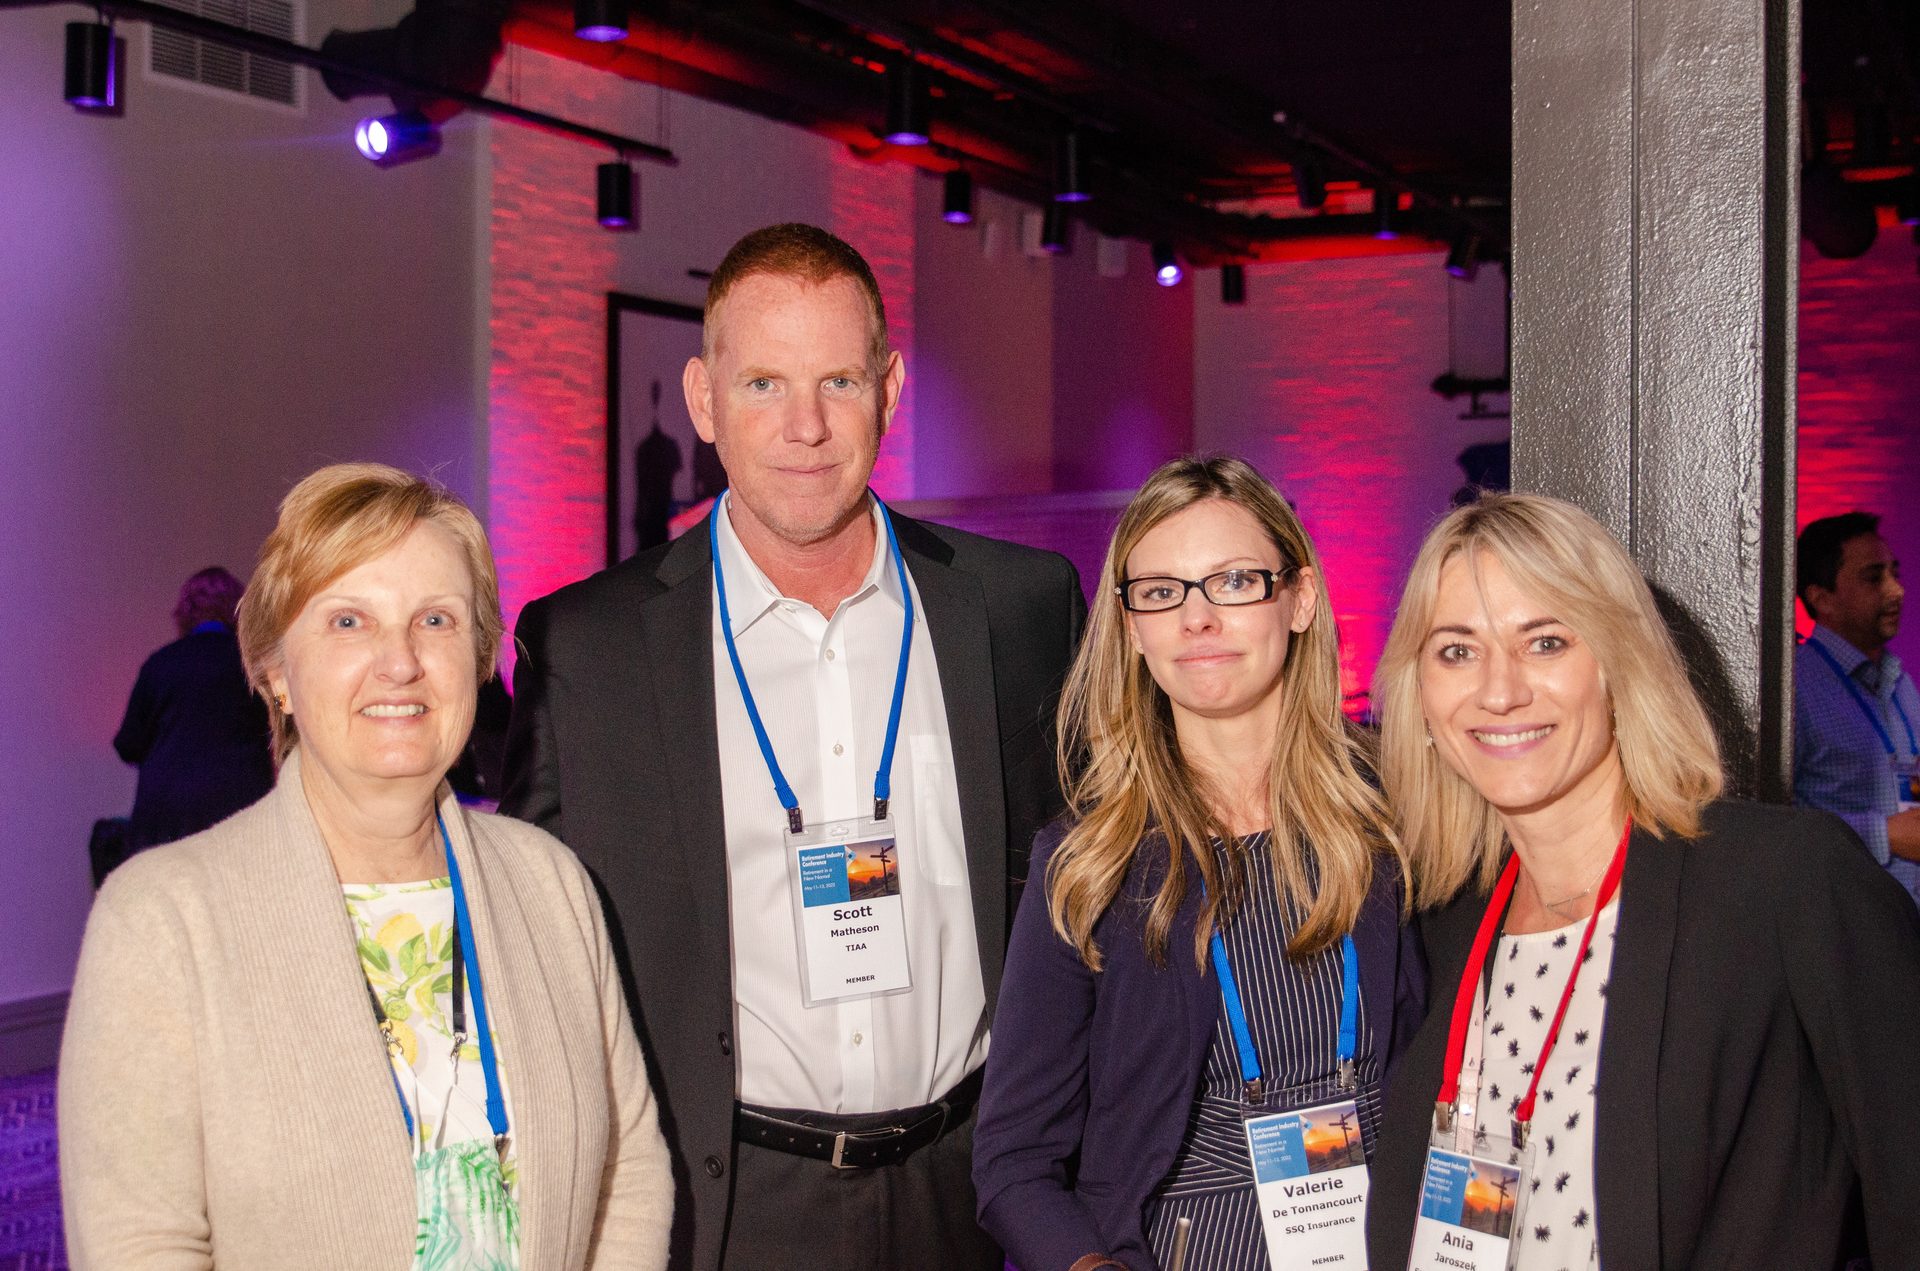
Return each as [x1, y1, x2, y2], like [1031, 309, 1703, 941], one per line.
[874, 796, 890, 822]
[787, 807, 804, 835]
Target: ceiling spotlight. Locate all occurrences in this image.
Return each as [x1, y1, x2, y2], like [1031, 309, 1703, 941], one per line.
[354, 111, 441, 166]
[942, 169, 974, 225]
[1041, 203, 1072, 254]
[1151, 242, 1183, 286]
[574, 0, 628, 42]
[1053, 131, 1091, 203]
[1221, 263, 1246, 305]
[1445, 233, 1481, 280]
[1292, 157, 1326, 210]
[1374, 189, 1399, 240]
[64, 20, 115, 109]
[883, 56, 931, 146]
[598, 159, 636, 229]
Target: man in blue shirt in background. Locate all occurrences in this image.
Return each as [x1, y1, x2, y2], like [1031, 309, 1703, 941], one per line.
[1794, 511, 1920, 909]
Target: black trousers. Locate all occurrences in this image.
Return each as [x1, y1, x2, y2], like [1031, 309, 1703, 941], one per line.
[720, 1104, 1002, 1271]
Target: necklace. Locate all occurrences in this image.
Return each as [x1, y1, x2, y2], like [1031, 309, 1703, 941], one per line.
[1528, 856, 1611, 918]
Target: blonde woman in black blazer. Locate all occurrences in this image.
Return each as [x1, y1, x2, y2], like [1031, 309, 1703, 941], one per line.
[1364, 494, 1920, 1269]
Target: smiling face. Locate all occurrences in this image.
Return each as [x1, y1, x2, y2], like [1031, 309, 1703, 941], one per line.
[1418, 550, 1619, 819]
[683, 271, 903, 548]
[1123, 498, 1317, 734]
[266, 520, 479, 803]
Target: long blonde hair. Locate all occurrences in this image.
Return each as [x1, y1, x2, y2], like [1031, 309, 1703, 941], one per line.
[1373, 494, 1723, 909]
[1047, 456, 1405, 971]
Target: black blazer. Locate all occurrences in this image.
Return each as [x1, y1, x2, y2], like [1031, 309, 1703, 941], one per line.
[974, 819, 1426, 1271]
[1366, 801, 1920, 1270]
[500, 508, 1085, 1271]
[113, 627, 273, 851]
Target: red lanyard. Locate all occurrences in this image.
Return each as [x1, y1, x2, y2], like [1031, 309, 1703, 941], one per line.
[1435, 819, 1631, 1147]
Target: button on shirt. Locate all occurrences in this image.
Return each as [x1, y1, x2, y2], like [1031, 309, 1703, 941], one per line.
[1793, 624, 1920, 907]
[711, 495, 987, 1113]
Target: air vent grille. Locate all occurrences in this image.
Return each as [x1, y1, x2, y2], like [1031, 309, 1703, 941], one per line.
[148, 0, 301, 109]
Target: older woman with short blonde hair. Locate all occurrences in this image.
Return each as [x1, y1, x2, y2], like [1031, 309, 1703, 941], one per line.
[1365, 492, 1920, 1270]
[61, 463, 673, 1271]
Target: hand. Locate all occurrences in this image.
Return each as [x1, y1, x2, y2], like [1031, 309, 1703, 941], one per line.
[1886, 808, 1920, 861]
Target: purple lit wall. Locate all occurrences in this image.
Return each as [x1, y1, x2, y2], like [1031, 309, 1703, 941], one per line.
[1797, 231, 1920, 661]
[1051, 230, 1196, 492]
[1194, 254, 1512, 711]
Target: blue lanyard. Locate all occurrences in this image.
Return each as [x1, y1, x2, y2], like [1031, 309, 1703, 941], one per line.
[710, 493, 915, 831]
[368, 813, 508, 1147]
[1208, 928, 1360, 1106]
[1808, 637, 1918, 757]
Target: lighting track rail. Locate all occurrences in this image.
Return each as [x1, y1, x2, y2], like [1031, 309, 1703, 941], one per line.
[2, 0, 676, 163]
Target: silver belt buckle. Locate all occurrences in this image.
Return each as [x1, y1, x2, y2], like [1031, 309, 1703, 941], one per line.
[830, 1130, 852, 1169]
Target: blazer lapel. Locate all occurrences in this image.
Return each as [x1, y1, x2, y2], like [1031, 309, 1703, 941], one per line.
[893, 515, 1011, 1006]
[1593, 825, 1682, 1269]
[1354, 861, 1401, 1070]
[640, 521, 733, 998]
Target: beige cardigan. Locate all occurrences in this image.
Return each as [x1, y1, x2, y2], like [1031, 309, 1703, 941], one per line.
[59, 750, 673, 1270]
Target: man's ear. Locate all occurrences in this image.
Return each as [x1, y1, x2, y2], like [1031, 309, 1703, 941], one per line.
[878, 350, 905, 437]
[685, 355, 716, 444]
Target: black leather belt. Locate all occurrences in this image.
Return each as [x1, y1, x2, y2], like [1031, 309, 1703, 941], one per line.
[735, 1069, 983, 1170]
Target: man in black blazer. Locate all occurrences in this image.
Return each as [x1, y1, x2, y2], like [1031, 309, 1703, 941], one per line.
[502, 224, 1084, 1271]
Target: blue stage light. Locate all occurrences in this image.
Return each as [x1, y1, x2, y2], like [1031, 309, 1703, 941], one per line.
[354, 111, 440, 167]
[1152, 242, 1183, 286]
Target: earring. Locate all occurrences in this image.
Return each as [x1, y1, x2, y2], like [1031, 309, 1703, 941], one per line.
[275, 693, 289, 714]
[1423, 727, 1434, 748]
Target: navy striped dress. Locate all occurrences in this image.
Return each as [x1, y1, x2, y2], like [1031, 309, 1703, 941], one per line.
[1144, 833, 1383, 1269]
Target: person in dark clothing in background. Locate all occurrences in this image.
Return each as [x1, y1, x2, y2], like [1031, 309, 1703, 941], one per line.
[112, 568, 274, 859]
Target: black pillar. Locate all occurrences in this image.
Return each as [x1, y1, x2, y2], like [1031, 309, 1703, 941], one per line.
[1510, 0, 1800, 798]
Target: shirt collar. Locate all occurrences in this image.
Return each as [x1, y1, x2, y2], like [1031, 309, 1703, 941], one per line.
[1809, 623, 1906, 693]
[712, 492, 898, 638]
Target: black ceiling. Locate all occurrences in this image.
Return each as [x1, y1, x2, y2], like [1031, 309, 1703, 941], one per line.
[504, 0, 1514, 262]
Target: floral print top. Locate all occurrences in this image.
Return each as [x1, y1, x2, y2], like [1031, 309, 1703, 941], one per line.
[342, 879, 519, 1192]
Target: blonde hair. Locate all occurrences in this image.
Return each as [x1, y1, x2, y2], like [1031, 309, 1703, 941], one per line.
[1374, 493, 1723, 908]
[237, 463, 503, 763]
[1047, 455, 1405, 971]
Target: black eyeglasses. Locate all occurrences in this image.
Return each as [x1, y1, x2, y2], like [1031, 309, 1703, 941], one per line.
[1116, 567, 1296, 613]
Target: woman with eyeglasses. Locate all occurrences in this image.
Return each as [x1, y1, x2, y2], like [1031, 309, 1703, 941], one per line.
[972, 456, 1427, 1271]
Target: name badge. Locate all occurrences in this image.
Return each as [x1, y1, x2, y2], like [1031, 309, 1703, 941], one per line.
[1245, 1097, 1370, 1269]
[1406, 1144, 1528, 1271]
[786, 816, 911, 1005]
[1894, 755, 1919, 811]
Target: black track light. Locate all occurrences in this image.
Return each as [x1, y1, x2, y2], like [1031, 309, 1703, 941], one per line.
[574, 0, 627, 43]
[883, 57, 930, 146]
[598, 159, 636, 229]
[1374, 189, 1399, 240]
[942, 169, 974, 224]
[354, 111, 440, 166]
[1292, 157, 1326, 210]
[1221, 263, 1247, 305]
[1053, 131, 1090, 203]
[1041, 203, 1072, 254]
[1151, 242, 1183, 287]
[1445, 234, 1481, 280]
[64, 20, 115, 109]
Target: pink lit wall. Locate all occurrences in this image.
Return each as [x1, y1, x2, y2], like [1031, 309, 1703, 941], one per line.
[1194, 254, 1511, 710]
[1798, 232, 1920, 661]
[487, 50, 917, 659]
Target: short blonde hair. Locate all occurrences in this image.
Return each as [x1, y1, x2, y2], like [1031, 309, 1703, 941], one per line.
[1373, 493, 1723, 908]
[237, 463, 503, 763]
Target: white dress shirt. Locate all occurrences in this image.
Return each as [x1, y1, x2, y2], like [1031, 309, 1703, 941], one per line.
[711, 493, 988, 1113]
